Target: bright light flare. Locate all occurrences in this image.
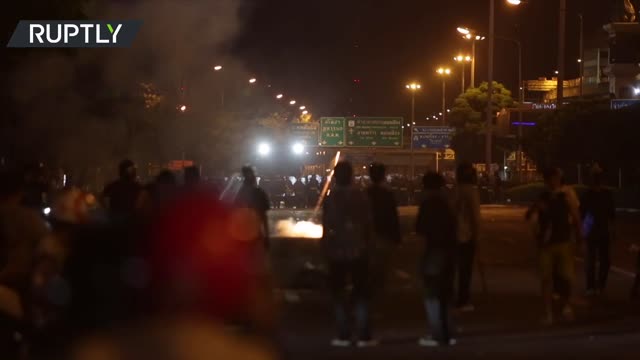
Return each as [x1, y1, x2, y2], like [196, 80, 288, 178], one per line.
[257, 142, 271, 156]
[507, 0, 522, 5]
[43, 207, 51, 216]
[214, 65, 223, 71]
[249, 78, 257, 83]
[437, 68, 452, 75]
[275, 219, 323, 239]
[299, 106, 306, 110]
[276, 94, 284, 99]
[457, 27, 470, 35]
[289, 100, 297, 105]
[634, 87, 640, 96]
[179, 105, 187, 112]
[406, 83, 421, 90]
[292, 142, 304, 155]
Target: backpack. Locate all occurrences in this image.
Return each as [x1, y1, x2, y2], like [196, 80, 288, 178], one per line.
[322, 189, 369, 261]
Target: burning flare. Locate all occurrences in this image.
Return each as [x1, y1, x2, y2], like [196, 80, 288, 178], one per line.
[275, 219, 323, 239]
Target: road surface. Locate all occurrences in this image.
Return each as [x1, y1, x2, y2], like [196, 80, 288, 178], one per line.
[270, 206, 640, 359]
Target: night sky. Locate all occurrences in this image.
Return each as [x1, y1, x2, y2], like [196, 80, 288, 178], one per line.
[234, 0, 615, 120]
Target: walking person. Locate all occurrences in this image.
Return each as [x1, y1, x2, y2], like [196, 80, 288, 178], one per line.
[366, 163, 401, 295]
[453, 163, 481, 311]
[235, 166, 271, 250]
[415, 172, 457, 347]
[321, 161, 375, 347]
[526, 167, 583, 325]
[581, 166, 615, 296]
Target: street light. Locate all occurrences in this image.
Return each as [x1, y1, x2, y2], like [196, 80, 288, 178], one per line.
[436, 68, 451, 124]
[213, 65, 223, 71]
[249, 78, 257, 84]
[276, 94, 284, 99]
[179, 105, 187, 112]
[458, 27, 485, 88]
[302, 110, 309, 115]
[406, 82, 421, 180]
[507, 0, 521, 4]
[299, 106, 306, 110]
[454, 54, 472, 93]
[289, 100, 296, 105]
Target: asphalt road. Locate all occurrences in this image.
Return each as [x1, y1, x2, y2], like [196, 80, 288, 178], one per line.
[270, 206, 640, 359]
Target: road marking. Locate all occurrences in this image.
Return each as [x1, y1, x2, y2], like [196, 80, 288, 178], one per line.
[575, 257, 636, 278]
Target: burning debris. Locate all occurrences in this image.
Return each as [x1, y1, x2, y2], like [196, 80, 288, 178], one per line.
[275, 219, 323, 239]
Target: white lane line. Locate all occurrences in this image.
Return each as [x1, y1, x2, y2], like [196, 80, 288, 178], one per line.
[575, 257, 636, 278]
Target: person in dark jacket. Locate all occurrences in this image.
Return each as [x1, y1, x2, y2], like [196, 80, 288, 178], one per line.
[234, 166, 271, 249]
[366, 163, 401, 294]
[322, 161, 375, 347]
[453, 163, 481, 311]
[415, 172, 457, 347]
[581, 167, 615, 296]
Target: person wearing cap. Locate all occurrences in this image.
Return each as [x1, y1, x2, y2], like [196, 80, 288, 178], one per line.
[581, 164, 615, 296]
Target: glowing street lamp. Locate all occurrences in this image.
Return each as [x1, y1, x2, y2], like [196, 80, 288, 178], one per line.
[507, 0, 522, 5]
[458, 26, 485, 88]
[179, 105, 187, 112]
[289, 100, 297, 105]
[405, 82, 421, 180]
[299, 105, 306, 110]
[276, 94, 284, 99]
[454, 54, 472, 93]
[213, 65, 223, 71]
[302, 110, 309, 115]
[249, 78, 257, 84]
[436, 68, 451, 124]
[291, 142, 304, 155]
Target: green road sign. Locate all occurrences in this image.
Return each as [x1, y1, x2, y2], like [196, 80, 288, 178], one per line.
[319, 117, 346, 146]
[345, 117, 403, 147]
[289, 122, 319, 146]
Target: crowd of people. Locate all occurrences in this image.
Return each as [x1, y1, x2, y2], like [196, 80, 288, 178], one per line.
[0, 157, 637, 358]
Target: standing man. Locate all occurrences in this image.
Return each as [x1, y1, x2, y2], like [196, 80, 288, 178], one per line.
[102, 159, 142, 223]
[453, 163, 481, 311]
[366, 163, 401, 294]
[581, 166, 615, 296]
[526, 167, 583, 324]
[322, 161, 375, 347]
[415, 172, 457, 347]
[234, 166, 271, 250]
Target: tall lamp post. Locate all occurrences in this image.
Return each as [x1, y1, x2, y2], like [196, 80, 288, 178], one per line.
[454, 55, 472, 93]
[457, 28, 486, 89]
[406, 82, 421, 180]
[436, 68, 451, 125]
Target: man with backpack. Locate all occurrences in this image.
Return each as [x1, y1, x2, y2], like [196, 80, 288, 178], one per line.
[321, 161, 375, 347]
[526, 167, 583, 324]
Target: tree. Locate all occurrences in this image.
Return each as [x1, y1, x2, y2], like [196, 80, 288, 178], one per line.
[448, 81, 515, 163]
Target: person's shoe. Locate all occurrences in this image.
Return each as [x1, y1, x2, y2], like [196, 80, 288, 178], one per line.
[418, 337, 439, 347]
[562, 305, 575, 322]
[356, 339, 379, 348]
[330, 339, 351, 347]
[457, 304, 475, 312]
[418, 337, 456, 347]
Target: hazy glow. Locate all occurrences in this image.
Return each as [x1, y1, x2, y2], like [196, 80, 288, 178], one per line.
[257, 142, 271, 156]
[275, 219, 323, 239]
[292, 142, 304, 155]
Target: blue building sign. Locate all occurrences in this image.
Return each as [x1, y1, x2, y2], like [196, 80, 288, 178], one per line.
[611, 99, 640, 110]
[412, 126, 455, 149]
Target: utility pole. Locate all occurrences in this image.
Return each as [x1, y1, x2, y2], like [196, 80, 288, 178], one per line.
[485, 0, 495, 176]
[557, 0, 567, 106]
